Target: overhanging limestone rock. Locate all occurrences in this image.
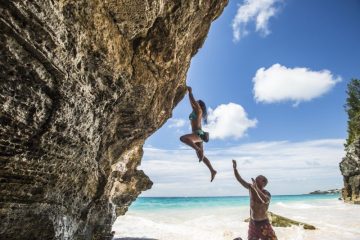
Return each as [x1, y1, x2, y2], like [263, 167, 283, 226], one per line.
[0, 0, 228, 239]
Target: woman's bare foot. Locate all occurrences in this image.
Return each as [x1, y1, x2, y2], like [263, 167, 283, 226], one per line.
[196, 148, 204, 162]
[210, 170, 217, 182]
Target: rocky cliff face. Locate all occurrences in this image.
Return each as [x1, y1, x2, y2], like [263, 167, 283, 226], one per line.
[0, 1, 228, 239]
[340, 138, 360, 204]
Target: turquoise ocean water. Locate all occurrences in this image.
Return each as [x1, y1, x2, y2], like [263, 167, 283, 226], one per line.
[129, 194, 340, 211]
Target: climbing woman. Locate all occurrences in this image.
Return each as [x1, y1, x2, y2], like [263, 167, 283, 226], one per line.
[180, 86, 217, 182]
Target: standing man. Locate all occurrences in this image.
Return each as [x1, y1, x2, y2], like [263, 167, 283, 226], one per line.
[232, 160, 277, 240]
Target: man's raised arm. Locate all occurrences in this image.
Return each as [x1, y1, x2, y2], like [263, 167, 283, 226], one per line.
[232, 160, 251, 189]
[250, 179, 271, 204]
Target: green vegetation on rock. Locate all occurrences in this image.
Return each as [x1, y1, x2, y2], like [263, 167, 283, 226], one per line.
[340, 78, 360, 204]
[345, 79, 360, 147]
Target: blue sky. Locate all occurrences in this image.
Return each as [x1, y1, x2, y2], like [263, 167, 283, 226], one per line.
[139, 0, 360, 196]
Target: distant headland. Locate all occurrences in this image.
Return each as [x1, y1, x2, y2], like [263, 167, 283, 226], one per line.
[309, 189, 341, 194]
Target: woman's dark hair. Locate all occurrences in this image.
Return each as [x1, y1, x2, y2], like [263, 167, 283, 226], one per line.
[198, 100, 208, 124]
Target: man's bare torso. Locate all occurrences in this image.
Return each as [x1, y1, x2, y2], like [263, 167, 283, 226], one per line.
[250, 189, 270, 221]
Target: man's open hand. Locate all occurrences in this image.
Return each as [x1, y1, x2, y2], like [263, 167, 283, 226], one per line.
[232, 159, 237, 169]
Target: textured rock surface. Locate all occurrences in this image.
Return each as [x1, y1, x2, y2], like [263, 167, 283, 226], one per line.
[0, 0, 228, 239]
[340, 138, 360, 204]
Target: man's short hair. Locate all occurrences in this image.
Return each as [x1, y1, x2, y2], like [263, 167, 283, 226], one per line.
[257, 175, 268, 186]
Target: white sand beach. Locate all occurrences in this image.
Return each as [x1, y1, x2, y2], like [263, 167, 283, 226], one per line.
[113, 198, 360, 240]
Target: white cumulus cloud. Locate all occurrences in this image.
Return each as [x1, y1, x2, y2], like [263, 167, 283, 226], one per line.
[204, 103, 257, 140]
[253, 64, 341, 105]
[140, 139, 345, 197]
[232, 0, 282, 41]
[167, 118, 186, 128]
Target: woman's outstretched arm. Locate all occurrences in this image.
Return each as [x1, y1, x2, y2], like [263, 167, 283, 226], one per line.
[187, 86, 200, 111]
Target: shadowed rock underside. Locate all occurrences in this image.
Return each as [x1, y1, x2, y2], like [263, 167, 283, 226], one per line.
[0, 0, 228, 239]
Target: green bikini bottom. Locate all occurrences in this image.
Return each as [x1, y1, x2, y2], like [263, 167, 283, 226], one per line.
[195, 129, 205, 137]
[194, 129, 209, 142]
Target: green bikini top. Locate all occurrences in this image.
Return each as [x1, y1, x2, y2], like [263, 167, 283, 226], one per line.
[189, 111, 197, 120]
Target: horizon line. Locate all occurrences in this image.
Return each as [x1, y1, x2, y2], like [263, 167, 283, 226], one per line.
[138, 192, 341, 198]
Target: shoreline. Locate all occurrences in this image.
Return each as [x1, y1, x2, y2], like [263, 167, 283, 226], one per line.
[137, 193, 341, 198]
[113, 195, 360, 240]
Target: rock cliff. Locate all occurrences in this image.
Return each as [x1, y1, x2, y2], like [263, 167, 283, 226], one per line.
[340, 138, 360, 204]
[0, 0, 228, 239]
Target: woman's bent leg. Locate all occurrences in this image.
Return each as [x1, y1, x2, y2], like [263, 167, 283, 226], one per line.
[180, 134, 204, 160]
[196, 142, 217, 182]
[203, 157, 217, 182]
